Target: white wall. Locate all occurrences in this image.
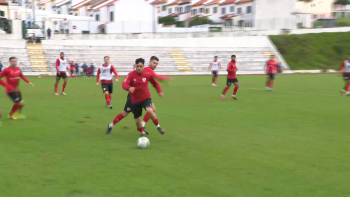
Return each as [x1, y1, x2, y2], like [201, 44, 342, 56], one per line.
[70, 20, 104, 33]
[206, 4, 221, 22]
[0, 40, 26, 48]
[107, 0, 157, 33]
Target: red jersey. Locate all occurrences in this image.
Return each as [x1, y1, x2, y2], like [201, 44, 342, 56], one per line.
[227, 61, 237, 79]
[96, 64, 119, 83]
[0, 66, 30, 93]
[70, 63, 75, 70]
[122, 70, 162, 103]
[0, 79, 13, 90]
[266, 60, 279, 74]
[144, 66, 169, 80]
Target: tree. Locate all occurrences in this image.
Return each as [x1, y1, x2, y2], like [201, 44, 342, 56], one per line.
[334, 0, 350, 5]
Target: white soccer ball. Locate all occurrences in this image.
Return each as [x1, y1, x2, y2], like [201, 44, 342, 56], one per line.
[137, 137, 150, 149]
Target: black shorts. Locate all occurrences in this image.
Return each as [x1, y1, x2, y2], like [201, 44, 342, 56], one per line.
[268, 73, 276, 80]
[101, 83, 113, 94]
[212, 71, 218, 78]
[343, 73, 350, 80]
[123, 94, 132, 113]
[7, 92, 22, 103]
[227, 78, 238, 86]
[131, 98, 153, 119]
[56, 72, 67, 79]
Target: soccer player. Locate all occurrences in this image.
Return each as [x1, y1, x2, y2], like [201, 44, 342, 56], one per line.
[0, 57, 34, 119]
[221, 55, 239, 100]
[106, 56, 169, 135]
[96, 56, 119, 109]
[55, 52, 71, 95]
[0, 79, 16, 118]
[69, 61, 75, 79]
[265, 55, 280, 91]
[107, 58, 166, 136]
[340, 55, 350, 96]
[208, 56, 221, 86]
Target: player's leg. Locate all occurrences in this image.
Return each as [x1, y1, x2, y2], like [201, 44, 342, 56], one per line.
[270, 74, 275, 90]
[142, 103, 156, 128]
[55, 73, 61, 95]
[134, 103, 147, 136]
[222, 80, 231, 99]
[213, 71, 218, 86]
[106, 96, 132, 135]
[143, 99, 165, 134]
[232, 80, 239, 100]
[342, 74, 350, 96]
[62, 74, 67, 95]
[8, 92, 23, 119]
[346, 78, 350, 96]
[108, 83, 113, 108]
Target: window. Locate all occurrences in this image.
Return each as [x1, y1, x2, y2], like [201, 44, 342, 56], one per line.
[221, 7, 226, 15]
[0, 11, 4, 17]
[185, 6, 191, 12]
[179, 7, 183, 13]
[75, 13, 78, 16]
[237, 8, 241, 14]
[313, 14, 318, 19]
[321, 14, 325, 18]
[162, 5, 167, 11]
[246, 6, 251, 14]
[206, 8, 209, 14]
[213, 7, 217, 13]
[230, 6, 234, 12]
[175, 7, 178, 12]
[90, 14, 93, 17]
[110, 11, 114, 21]
[192, 9, 197, 15]
[58, 11, 61, 14]
[200, 8, 204, 13]
[69, 12, 73, 15]
[43, 7, 45, 10]
[168, 8, 172, 14]
[95, 14, 100, 21]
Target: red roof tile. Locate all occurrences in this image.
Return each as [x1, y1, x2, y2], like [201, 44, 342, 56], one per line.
[205, 0, 221, 6]
[220, 0, 236, 6]
[168, 0, 181, 6]
[236, 0, 253, 4]
[192, 0, 209, 7]
[151, 0, 167, 5]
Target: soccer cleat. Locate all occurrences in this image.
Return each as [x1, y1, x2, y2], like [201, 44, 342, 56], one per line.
[106, 125, 113, 135]
[141, 131, 147, 137]
[61, 92, 67, 96]
[231, 95, 237, 100]
[157, 127, 165, 135]
[8, 114, 17, 120]
[55, 93, 59, 96]
[212, 83, 217, 86]
[108, 105, 113, 109]
[221, 95, 225, 100]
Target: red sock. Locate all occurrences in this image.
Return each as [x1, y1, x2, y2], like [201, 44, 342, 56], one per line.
[105, 94, 111, 105]
[214, 78, 217, 84]
[62, 83, 67, 92]
[270, 81, 274, 88]
[346, 84, 350, 91]
[143, 113, 151, 123]
[267, 81, 270, 87]
[212, 78, 215, 83]
[55, 84, 58, 93]
[10, 104, 20, 115]
[152, 119, 159, 126]
[138, 127, 145, 133]
[112, 113, 124, 125]
[222, 87, 229, 95]
[233, 87, 239, 95]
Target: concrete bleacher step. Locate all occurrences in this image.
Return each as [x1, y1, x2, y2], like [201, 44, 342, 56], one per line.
[27, 44, 48, 72]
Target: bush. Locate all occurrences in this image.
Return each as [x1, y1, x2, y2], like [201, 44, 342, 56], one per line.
[189, 17, 213, 27]
[159, 16, 176, 24]
[270, 32, 350, 70]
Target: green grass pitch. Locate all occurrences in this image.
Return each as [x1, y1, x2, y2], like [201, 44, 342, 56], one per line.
[0, 75, 349, 197]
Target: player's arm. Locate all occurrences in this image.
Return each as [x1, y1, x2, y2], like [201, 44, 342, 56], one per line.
[56, 59, 60, 75]
[19, 71, 34, 87]
[148, 68, 169, 80]
[0, 69, 5, 78]
[111, 66, 119, 81]
[208, 62, 212, 71]
[96, 69, 101, 86]
[149, 75, 163, 97]
[122, 73, 135, 93]
[265, 62, 269, 74]
[226, 64, 235, 72]
[0, 78, 13, 90]
[219, 62, 222, 69]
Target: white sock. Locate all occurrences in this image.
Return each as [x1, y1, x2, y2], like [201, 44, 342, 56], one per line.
[109, 123, 114, 128]
[342, 89, 346, 93]
[141, 121, 146, 127]
[156, 124, 160, 128]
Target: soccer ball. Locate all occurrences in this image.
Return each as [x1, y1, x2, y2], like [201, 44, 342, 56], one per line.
[137, 137, 150, 149]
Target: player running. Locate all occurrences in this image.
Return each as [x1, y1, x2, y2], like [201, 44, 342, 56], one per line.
[208, 56, 221, 86]
[340, 55, 350, 96]
[106, 56, 169, 135]
[55, 52, 71, 95]
[0, 79, 16, 118]
[0, 57, 35, 119]
[221, 55, 239, 100]
[96, 56, 119, 109]
[107, 58, 166, 136]
[265, 55, 280, 91]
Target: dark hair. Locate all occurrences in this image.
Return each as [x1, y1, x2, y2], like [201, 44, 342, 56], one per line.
[231, 55, 236, 58]
[104, 56, 109, 59]
[9, 57, 16, 61]
[135, 58, 145, 65]
[150, 56, 159, 62]
[60, 52, 64, 55]
[214, 56, 218, 58]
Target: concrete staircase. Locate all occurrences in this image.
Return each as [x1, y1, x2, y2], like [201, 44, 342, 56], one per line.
[170, 51, 193, 72]
[27, 44, 49, 72]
